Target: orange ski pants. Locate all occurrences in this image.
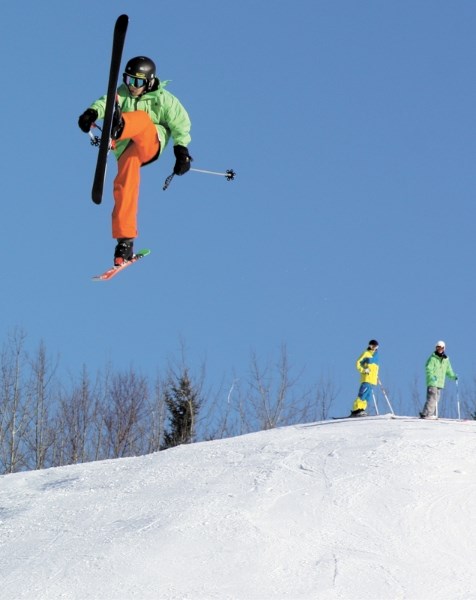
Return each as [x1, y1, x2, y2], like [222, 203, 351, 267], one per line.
[112, 110, 160, 239]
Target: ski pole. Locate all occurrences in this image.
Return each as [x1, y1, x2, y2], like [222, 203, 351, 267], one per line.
[456, 379, 461, 420]
[377, 378, 395, 415]
[372, 390, 379, 415]
[190, 168, 236, 180]
[163, 167, 236, 191]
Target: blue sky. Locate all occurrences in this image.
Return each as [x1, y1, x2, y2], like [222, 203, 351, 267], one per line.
[1, 0, 474, 419]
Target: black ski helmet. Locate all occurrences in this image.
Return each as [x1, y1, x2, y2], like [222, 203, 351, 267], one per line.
[368, 339, 379, 348]
[123, 56, 157, 91]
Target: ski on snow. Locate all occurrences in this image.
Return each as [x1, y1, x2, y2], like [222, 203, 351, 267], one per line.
[92, 249, 151, 281]
[331, 414, 474, 423]
[91, 14, 129, 205]
[332, 413, 374, 420]
[390, 415, 474, 423]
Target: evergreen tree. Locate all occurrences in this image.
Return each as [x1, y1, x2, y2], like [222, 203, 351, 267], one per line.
[162, 369, 201, 450]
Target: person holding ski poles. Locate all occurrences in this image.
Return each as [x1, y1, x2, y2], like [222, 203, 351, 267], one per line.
[78, 56, 192, 265]
[419, 341, 458, 419]
[350, 340, 379, 417]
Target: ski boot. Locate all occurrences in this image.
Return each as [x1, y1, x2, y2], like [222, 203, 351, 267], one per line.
[111, 102, 125, 140]
[114, 238, 134, 266]
[350, 409, 368, 418]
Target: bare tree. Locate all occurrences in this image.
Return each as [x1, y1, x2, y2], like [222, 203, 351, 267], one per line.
[308, 375, 339, 422]
[199, 376, 242, 441]
[145, 373, 167, 453]
[460, 378, 476, 419]
[53, 365, 102, 466]
[244, 345, 309, 430]
[101, 368, 149, 458]
[406, 375, 421, 416]
[0, 329, 30, 473]
[25, 341, 58, 470]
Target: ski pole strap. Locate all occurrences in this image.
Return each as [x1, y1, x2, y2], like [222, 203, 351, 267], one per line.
[163, 172, 175, 191]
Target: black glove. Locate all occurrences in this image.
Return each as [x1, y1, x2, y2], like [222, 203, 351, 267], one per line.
[173, 145, 192, 175]
[78, 108, 98, 133]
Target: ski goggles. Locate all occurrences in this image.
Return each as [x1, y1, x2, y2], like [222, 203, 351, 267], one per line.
[124, 75, 147, 88]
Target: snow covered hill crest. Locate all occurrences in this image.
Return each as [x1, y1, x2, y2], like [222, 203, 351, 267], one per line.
[1, 414, 476, 600]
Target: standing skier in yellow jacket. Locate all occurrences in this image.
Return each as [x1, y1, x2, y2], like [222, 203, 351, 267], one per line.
[350, 340, 379, 417]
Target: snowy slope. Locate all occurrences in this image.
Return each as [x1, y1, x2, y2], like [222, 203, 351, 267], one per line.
[1, 415, 476, 600]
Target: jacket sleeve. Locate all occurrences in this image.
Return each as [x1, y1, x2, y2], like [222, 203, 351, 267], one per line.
[163, 92, 191, 147]
[90, 95, 107, 120]
[445, 358, 457, 380]
[356, 351, 367, 374]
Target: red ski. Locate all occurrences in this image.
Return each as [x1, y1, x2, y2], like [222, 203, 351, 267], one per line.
[92, 249, 150, 281]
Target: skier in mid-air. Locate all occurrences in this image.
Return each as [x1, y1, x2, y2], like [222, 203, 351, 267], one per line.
[78, 56, 192, 265]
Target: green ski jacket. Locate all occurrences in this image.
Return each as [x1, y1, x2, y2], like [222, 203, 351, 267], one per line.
[425, 352, 457, 388]
[90, 80, 191, 160]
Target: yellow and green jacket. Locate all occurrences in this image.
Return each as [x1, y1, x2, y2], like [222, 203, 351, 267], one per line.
[356, 348, 379, 385]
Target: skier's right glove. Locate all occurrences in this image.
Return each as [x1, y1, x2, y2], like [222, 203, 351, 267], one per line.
[173, 145, 192, 175]
[78, 108, 98, 133]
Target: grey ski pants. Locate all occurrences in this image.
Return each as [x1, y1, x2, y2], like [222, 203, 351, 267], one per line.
[420, 386, 442, 418]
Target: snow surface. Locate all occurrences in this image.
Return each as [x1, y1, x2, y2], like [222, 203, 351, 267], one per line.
[1, 415, 476, 600]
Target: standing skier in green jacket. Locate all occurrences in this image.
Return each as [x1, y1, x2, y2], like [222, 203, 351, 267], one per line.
[420, 340, 458, 419]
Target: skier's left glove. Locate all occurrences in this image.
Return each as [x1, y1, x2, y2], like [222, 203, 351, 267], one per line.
[78, 108, 98, 133]
[173, 145, 192, 175]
